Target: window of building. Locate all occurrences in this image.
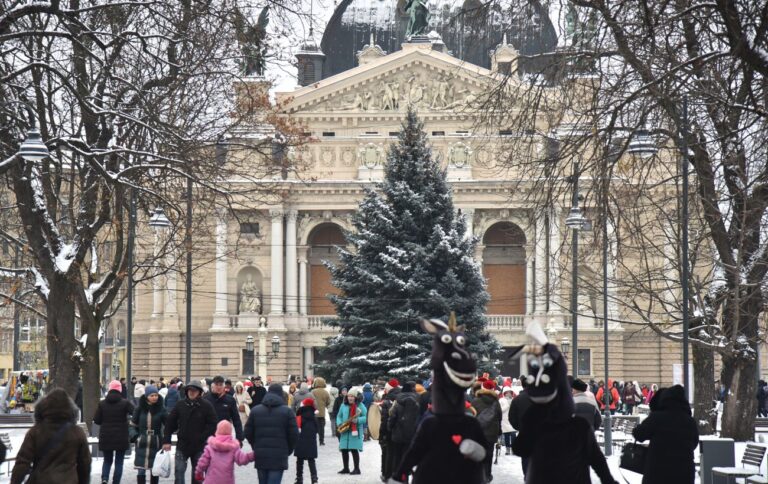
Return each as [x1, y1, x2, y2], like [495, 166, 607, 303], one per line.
[242, 349, 254, 375]
[240, 223, 260, 236]
[499, 129, 514, 136]
[388, 132, 399, 137]
[577, 349, 591, 376]
[322, 132, 335, 137]
[432, 131, 446, 136]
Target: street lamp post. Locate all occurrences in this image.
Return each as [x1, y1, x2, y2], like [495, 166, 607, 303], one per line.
[565, 160, 589, 376]
[126, 189, 135, 381]
[184, 177, 193, 384]
[679, 97, 691, 397]
[561, 337, 570, 361]
[253, 316, 280, 378]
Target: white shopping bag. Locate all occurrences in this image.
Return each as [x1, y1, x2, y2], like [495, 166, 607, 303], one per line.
[152, 449, 172, 478]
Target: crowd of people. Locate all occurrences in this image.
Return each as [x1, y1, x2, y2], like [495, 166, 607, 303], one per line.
[5, 370, 700, 484]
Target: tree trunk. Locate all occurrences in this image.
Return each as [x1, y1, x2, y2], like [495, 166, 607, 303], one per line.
[692, 343, 715, 434]
[82, 319, 102, 433]
[721, 355, 757, 440]
[45, 277, 80, 398]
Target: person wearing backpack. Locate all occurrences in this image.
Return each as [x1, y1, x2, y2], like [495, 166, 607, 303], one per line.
[387, 381, 420, 481]
[471, 380, 502, 483]
[11, 388, 91, 484]
[595, 380, 620, 414]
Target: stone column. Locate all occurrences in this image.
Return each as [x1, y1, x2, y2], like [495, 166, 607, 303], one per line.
[215, 211, 228, 315]
[285, 210, 299, 314]
[298, 247, 309, 316]
[164, 250, 177, 317]
[304, 347, 314, 377]
[535, 216, 548, 313]
[474, 245, 485, 274]
[270, 209, 284, 315]
[526, 255, 535, 315]
[549, 208, 562, 312]
[151, 231, 164, 317]
[463, 208, 475, 240]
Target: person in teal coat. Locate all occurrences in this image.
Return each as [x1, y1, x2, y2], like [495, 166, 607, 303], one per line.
[336, 388, 367, 475]
[130, 385, 167, 484]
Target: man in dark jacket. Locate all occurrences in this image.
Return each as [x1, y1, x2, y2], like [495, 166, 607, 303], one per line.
[163, 380, 217, 484]
[248, 376, 267, 407]
[388, 381, 420, 481]
[509, 376, 533, 478]
[204, 375, 244, 442]
[379, 379, 400, 481]
[572, 378, 602, 431]
[471, 380, 502, 483]
[245, 383, 299, 484]
[633, 385, 699, 484]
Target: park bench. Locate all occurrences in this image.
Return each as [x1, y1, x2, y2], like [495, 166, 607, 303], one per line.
[754, 418, 768, 438]
[747, 476, 768, 483]
[0, 414, 33, 427]
[712, 443, 766, 483]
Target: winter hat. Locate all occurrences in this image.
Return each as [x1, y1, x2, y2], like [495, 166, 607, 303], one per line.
[348, 388, 360, 398]
[415, 384, 426, 394]
[482, 380, 496, 391]
[145, 385, 159, 396]
[572, 379, 588, 392]
[299, 382, 309, 392]
[108, 380, 122, 393]
[268, 383, 283, 395]
[186, 380, 204, 394]
[243, 380, 253, 388]
[501, 386, 514, 396]
[302, 397, 315, 408]
[402, 381, 415, 393]
[385, 378, 399, 391]
[216, 420, 233, 436]
[363, 383, 372, 392]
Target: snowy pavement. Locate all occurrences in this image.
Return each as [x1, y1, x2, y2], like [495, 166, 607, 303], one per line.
[0, 424, 698, 483]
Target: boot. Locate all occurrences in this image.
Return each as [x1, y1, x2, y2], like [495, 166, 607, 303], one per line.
[137, 477, 146, 484]
[506, 447, 511, 455]
[150, 477, 159, 484]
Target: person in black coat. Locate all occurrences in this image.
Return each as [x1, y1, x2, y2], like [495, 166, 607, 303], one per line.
[388, 382, 421, 481]
[163, 380, 217, 484]
[248, 377, 267, 408]
[471, 380, 503, 482]
[632, 385, 699, 484]
[164, 384, 180, 410]
[294, 398, 319, 484]
[94, 380, 134, 484]
[245, 383, 299, 483]
[378, 381, 399, 480]
[508, 376, 533, 478]
[204, 375, 244, 442]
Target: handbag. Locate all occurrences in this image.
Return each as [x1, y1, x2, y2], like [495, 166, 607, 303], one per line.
[152, 449, 172, 478]
[619, 442, 647, 474]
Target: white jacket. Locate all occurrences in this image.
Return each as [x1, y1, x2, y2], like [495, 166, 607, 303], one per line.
[499, 395, 514, 433]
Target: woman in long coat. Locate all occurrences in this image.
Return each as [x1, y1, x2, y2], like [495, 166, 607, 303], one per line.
[336, 388, 367, 475]
[234, 381, 252, 427]
[131, 385, 166, 484]
[94, 380, 134, 484]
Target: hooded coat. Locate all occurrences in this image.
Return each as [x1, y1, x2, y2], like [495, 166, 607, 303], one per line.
[93, 390, 134, 451]
[388, 390, 420, 445]
[195, 433, 254, 484]
[234, 382, 252, 426]
[471, 388, 503, 445]
[164, 386, 218, 458]
[10, 389, 91, 484]
[632, 385, 699, 484]
[292, 383, 314, 413]
[131, 394, 167, 469]
[244, 385, 299, 470]
[164, 386, 180, 410]
[294, 404, 319, 459]
[310, 378, 331, 418]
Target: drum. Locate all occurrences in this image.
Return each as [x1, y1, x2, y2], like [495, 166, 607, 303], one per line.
[367, 403, 381, 440]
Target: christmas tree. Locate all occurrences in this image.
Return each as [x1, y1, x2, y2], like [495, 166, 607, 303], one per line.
[315, 110, 499, 383]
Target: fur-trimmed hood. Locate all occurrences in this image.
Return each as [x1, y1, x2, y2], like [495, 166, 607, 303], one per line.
[206, 434, 240, 452]
[34, 388, 78, 424]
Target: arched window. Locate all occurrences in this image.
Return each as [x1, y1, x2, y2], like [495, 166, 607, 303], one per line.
[308, 223, 345, 315]
[483, 222, 527, 314]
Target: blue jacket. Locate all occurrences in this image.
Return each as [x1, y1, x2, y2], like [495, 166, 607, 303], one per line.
[362, 384, 374, 409]
[165, 387, 179, 409]
[336, 402, 367, 451]
[244, 392, 299, 470]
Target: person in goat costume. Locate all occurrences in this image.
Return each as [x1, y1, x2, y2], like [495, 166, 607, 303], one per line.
[511, 321, 618, 484]
[389, 313, 488, 484]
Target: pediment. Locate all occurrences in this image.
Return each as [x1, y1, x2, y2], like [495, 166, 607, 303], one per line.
[281, 47, 496, 115]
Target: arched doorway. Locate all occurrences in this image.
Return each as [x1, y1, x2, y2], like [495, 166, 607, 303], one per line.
[308, 223, 345, 315]
[483, 222, 526, 314]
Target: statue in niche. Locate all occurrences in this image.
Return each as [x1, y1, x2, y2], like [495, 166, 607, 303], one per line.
[405, 0, 429, 38]
[239, 274, 262, 313]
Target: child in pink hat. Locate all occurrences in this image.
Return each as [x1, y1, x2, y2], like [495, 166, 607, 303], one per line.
[195, 420, 254, 483]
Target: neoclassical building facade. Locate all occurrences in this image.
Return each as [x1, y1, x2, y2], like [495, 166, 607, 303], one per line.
[130, 34, 687, 386]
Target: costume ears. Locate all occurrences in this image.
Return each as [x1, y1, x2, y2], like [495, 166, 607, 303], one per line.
[420, 318, 449, 334]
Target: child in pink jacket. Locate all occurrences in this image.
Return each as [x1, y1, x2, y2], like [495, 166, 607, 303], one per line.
[195, 420, 254, 483]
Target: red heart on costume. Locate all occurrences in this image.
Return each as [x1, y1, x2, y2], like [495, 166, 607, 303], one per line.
[451, 435, 462, 445]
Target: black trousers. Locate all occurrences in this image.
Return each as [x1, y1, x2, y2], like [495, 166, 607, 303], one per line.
[341, 449, 359, 471]
[316, 416, 326, 444]
[482, 444, 493, 481]
[296, 458, 318, 483]
[388, 442, 409, 479]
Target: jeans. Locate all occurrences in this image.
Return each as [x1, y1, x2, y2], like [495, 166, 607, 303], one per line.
[257, 469, 284, 484]
[316, 416, 325, 444]
[174, 449, 203, 484]
[502, 431, 516, 448]
[102, 449, 125, 483]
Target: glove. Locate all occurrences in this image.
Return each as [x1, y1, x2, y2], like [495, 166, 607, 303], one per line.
[194, 472, 204, 482]
[459, 439, 486, 462]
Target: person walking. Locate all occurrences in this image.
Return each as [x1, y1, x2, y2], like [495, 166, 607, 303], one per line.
[471, 379, 502, 482]
[163, 380, 218, 484]
[293, 382, 314, 413]
[294, 398, 319, 484]
[94, 380, 135, 484]
[572, 378, 602, 431]
[10, 388, 91, 484]
[595, 380, 620, 414]
[361, 383, 374, 441]
[310, 377, 332, 446]
[378, 379, 400, 481]
[165, 383, 180, 410]
[622, 381, 641, 415]
[388, 381, 420, 480]
[329, 381, 341, 437]
[498, 386, 516, 455]
[248, 377, 267, 408]
[131, 385, 167, 484]
[331, 386, 347, 440]
[757, 380, 768, 417]
[194, 420, 254, 484]
[509, 376, 533, 478]
[204, 376, 244, 443]
[234, 381, 252, 427]
[633, 385, 699, 484]
[245, 383, 299, 484]
[337, 388, 367, 475]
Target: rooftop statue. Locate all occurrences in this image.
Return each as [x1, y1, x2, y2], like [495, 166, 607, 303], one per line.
[405, 0, 429, 38]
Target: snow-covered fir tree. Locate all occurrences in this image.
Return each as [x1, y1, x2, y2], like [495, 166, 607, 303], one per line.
[316, 110, 499, 383]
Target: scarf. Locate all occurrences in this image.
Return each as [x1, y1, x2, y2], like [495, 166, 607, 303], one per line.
[349, 402, 358, 433]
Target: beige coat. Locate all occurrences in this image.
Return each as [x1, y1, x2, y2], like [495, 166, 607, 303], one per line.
[234, 382, 252, 426]
[311, 377, 332, 418]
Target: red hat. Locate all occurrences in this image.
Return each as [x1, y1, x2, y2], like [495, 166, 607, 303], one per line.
[302, 398, 315, 408]
[388, 378, 400, 388]
[476, 376, 487, 384]
[243, 380, 253, 388]
[482, 380, 496, 391]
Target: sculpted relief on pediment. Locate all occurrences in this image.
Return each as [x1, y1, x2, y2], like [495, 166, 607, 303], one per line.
[305, 69, 486, 113]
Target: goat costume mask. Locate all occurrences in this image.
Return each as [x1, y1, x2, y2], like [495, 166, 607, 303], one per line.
[510, 321, 617, 484]
[388, 313, 488, 484]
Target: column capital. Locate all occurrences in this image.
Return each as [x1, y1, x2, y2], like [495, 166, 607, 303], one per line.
[462, 208, 476, 215]
[269, 208, 285, 221]
[297, 246, 309, 260]
[285, 209, 299, 222]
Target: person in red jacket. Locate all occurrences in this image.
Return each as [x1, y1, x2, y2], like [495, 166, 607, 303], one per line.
[595, 379, 621, 414]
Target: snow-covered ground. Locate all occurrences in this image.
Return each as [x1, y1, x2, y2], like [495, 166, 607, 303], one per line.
[1, 424, 766, 483]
